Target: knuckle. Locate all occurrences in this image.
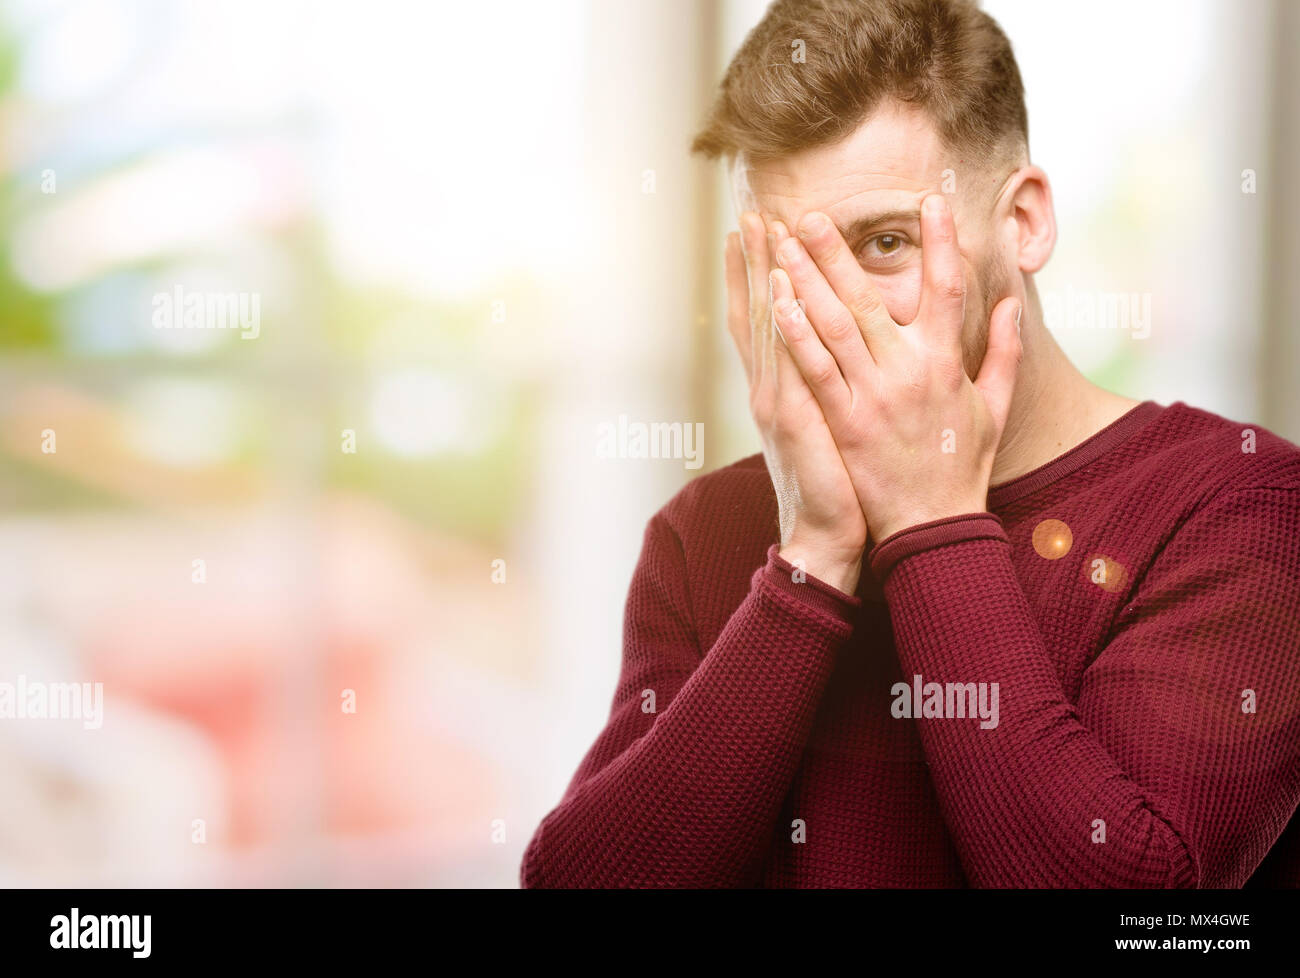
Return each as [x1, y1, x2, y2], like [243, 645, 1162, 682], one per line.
[846, 283, 882, 317]
[927, 346, 964, 377]
[808, 357, 840, 388]
[864, 385, 892, 424]
[900, 364, 929, 397]
[937, 276, 966, 302]
[823, 309, 857, 343]
[938, 359, 966, 391]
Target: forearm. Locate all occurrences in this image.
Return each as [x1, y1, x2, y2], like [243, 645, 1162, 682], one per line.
[876, 517, 1197, 887]
[522, 547, 858, 888]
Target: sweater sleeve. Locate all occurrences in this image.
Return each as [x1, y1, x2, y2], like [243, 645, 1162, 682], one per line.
[871, 488, 1300, 888]
[520, 513, 860, 888]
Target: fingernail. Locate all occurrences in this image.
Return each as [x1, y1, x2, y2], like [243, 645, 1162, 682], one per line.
[1015, 303, 1023, 335]
[925, 195, 947, 217]
[775, 297, 806, 322]
[798, 212, 828, 238]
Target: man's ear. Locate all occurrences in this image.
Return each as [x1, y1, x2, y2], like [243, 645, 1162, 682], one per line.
[1001, 165, 1056, 274]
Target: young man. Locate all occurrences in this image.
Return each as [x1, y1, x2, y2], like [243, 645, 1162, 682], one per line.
[522, 0, 1300, 887]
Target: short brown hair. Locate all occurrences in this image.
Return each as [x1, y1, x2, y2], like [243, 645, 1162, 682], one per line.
[691, 0, 1028, 165]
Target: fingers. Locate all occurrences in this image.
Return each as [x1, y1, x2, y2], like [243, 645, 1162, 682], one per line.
[767, 268, 808, 413]
[738, 211, 773, 387]
[768, 218, 791, 254]
[724, 231, 752, 377]
[916, 194, 966, 352]
[770, 266, 850, 415]
[794, 211, 901, 363]
[973, 296, 1023, 430]
[774, 233, 875, 386]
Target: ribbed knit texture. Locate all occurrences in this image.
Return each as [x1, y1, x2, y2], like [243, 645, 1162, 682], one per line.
[521, 401, 1300, 887]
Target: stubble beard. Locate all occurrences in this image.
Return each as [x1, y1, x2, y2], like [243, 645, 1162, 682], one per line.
[961, 253, 1015, 380]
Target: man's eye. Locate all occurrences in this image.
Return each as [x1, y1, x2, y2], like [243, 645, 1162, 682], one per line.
[852, 232, 915, 267]
[859, 233, 910, 265]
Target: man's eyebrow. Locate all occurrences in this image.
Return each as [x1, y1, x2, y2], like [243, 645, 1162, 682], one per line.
[835, 209, 921, 244]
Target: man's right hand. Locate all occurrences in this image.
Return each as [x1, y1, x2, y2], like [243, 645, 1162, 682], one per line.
[726, 211, 867, 595]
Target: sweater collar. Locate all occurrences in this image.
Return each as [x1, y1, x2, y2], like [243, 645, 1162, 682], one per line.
[987, 400, 1168, 510]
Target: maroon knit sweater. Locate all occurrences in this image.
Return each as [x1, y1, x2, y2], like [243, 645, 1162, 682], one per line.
[521, 400, 1300, 887]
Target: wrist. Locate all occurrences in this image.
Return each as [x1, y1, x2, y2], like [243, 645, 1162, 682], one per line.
[871, 503, 989, 544]
[868, 511, 1007, 583]
[777, 540, 863, 595]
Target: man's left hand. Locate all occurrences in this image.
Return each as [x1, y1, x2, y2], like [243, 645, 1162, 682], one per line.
[769, 193, 1023, 544]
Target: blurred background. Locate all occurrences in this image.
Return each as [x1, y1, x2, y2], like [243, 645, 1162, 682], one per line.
[0, 0, 1297, 887]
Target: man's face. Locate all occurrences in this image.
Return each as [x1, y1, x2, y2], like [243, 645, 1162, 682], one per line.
[732, 101, 1016, 378]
